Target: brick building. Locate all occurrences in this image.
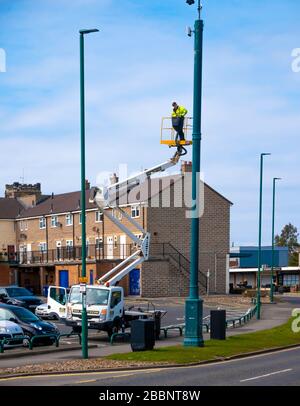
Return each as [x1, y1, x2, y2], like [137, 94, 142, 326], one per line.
[0, 198, 23, 285]
[1, 162, 232, 297]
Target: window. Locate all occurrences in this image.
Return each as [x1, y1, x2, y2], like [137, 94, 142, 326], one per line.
[39, 217, 46, 229]
[79, 213, 87, 225]
[39, 242, 47, 252]
[19, 221, 28, 231]
[66, 240, 73, 247]
[110, 291, 122, 308]
[49, 287, 66, 305]
[131, 205, 140, 218]
[95, 211, 103, 223]
[283, 274, 300, 287]
[0, 308, 15, 321]
[69, 287, 109, 306]
[51, 216, 58, 227]
[114, 235, 118, 249]
[66, 213, 73, 226]
[95, 237, 103, 250]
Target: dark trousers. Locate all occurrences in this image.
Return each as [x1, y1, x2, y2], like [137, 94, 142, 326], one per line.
[172, 116, 185, 142]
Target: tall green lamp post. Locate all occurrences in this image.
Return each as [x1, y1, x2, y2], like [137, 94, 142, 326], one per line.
[184, 0, 204, 347]
[257, 152, 271, 320]
[79, 28, 99, 359]
[270, 177, 281, 303]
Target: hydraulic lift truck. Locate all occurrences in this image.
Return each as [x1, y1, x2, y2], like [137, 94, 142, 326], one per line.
[50, 119, 192, 340]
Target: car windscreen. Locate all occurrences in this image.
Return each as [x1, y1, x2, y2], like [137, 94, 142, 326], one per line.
[69, 287, 109, 306]
[6, 287, 34, 297]
[11, 307, 40, 322]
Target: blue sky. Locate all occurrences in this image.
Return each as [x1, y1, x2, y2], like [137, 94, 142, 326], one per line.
[0, 0, 299, 246]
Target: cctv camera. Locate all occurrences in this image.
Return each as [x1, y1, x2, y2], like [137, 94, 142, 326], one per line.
[186, 0, 195, 5]
[186, 26, 193, 37]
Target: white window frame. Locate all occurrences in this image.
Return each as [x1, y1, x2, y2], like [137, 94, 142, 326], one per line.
[51, 216, 58, 228]
[95, 237, 103, 250]
[65, 213, 73, 226]
[39, 242, 47, 252]
[19, 221, 28, 231]
[66, 240, 73, 247]
[131, 205, 140, 219]
[95, 211, 103, 223]
[39, 217, 46, 229]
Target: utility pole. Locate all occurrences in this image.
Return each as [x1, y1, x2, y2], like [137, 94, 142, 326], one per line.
[184, 0, 204, 347]
[270, 177, 281, 303]
[79, 28, 99, 359]
[257, 153, 271, 319]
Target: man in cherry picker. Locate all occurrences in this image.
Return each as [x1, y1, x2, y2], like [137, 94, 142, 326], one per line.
[171, 102, 188, 143]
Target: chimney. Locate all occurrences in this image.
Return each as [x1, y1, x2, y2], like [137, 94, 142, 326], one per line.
[85, 179, 90, 190]
[181, 161, 192, 174]
[110, 173, 119, 185]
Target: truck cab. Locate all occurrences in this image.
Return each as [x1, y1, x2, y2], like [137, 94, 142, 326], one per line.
[65, 284, 124, 337]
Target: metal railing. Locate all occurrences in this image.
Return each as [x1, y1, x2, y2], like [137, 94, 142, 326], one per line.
[11, 244, 136, 265]
[150, 242, 208, 291]
[0, 332, 81, 353]
[161, 117, 193, 145]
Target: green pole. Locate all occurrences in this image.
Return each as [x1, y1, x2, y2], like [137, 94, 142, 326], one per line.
[257, 153, 271, 320]
[79, 28, 99, 359]
[270, 177, 281, 303]
[184, 1, 204, 347]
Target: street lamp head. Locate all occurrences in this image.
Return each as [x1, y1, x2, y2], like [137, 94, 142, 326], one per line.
[261, 152, 271, 156]
[79, 29, 99, 35]
[274, 177, 282, 181]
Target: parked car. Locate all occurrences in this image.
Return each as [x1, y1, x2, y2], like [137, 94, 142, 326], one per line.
[0, 320, 25, 347]
[35, 303, 59, 320]
[0, 286, 43, 312]
[0, 304, 59, 346]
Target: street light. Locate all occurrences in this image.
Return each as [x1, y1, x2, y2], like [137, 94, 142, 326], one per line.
[257, 152, 271, 320]
[79, 27, 99, 359]
[184, 0, 204, 347]
[270, 177, 282, 303]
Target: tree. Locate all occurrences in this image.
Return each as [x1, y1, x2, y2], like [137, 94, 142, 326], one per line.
[275, 223, 299, 266]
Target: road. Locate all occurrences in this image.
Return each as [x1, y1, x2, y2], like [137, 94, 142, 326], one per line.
[1, 346, 299, 386]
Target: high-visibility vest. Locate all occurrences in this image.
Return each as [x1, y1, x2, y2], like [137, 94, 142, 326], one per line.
[172, 106, 188, 118]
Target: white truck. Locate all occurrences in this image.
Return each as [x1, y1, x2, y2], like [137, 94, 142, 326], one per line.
[46, 151, 181, 338]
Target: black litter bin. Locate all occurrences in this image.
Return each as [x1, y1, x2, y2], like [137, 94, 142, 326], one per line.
[130, 319, 155, 352]
[210, 310, 226, 340]
[154, 311, 162, 340]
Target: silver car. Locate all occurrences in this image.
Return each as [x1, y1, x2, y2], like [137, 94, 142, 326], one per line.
[0, 320, 25, 346]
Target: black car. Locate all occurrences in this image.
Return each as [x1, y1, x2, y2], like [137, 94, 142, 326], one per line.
[0, 286, 43, 312]
[0, 304, 59, 345]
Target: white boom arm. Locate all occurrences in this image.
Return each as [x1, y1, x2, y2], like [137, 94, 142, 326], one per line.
[89, 153, 180, 287]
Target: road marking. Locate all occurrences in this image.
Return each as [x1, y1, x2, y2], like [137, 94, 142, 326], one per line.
[75, 379, 96, 384]
[240, 369, 292, 382]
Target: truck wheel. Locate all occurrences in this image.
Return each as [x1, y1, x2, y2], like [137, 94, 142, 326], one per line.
[107, 324, 119, 339]
[72, 326, 82, 334]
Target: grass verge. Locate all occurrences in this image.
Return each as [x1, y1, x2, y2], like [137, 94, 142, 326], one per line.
[106, 319, 300, 364]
